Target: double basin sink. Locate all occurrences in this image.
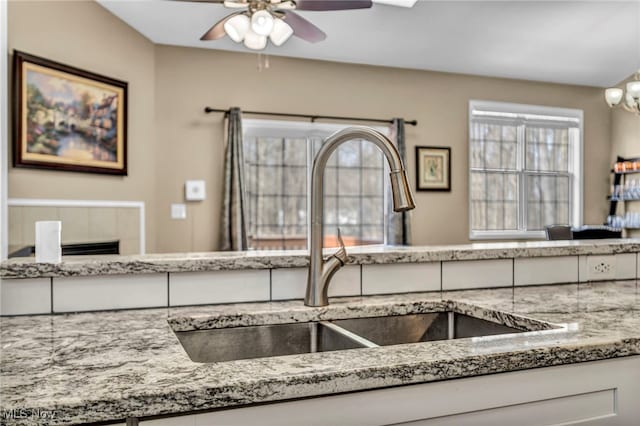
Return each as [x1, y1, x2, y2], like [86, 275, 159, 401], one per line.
[172, 306, 557, 363]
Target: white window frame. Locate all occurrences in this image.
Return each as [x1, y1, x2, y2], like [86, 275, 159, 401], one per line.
[242, 119, 391, 249]
[468, 100, 583, 240]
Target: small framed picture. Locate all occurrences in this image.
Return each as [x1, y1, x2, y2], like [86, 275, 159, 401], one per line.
[415, 146, 451, 191]
[13, 51, 127, 175]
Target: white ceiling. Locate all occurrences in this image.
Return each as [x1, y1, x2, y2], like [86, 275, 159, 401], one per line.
[98, 0, 640, 87]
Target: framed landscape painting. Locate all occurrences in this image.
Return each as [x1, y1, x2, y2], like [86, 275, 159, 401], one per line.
[415, 146, 451, 191]
[13, 51, 127, 175]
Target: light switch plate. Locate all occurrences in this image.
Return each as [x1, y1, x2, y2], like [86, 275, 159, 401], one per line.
[171, 203, 187, 220]
[185, 180, 206, 201]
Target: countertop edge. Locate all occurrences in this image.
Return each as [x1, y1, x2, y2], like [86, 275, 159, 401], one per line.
[7, 342, 639, 426]
[2, 240, 639, 279]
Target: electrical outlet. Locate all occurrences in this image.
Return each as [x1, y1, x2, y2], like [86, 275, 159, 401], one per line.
[586, 256, 616, 281]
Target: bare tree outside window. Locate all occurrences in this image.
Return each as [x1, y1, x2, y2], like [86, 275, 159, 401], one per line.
[243, 120, 389, 250]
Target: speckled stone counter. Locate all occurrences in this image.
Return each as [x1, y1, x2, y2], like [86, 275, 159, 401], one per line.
[2, 239, 640, 278]
[1, 279, 638, 425]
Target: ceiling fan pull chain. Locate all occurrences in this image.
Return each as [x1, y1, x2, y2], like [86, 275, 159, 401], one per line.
[257, 53, 271, 71]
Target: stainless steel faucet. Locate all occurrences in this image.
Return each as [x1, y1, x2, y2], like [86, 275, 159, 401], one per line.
[305, 126, 416, 307]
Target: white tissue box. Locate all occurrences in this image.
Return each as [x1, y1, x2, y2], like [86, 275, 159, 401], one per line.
[35, 221, 62, 263]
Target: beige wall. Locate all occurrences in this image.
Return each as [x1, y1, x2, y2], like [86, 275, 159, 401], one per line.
[154, 46, 612, 250]
[8, 1, 616, 252]
[7, 0, 157, 252]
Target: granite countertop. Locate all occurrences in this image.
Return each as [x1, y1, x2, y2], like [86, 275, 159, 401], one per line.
[2, 239, 640, 279]
[1, 279, 639, 425]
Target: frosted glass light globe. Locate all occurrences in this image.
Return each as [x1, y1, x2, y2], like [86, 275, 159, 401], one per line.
[244, 28, 267, 50]
[269, 19, 293, 46]
[605, 88, 624, 107]
[251, 10, 275, 36]
[224, 14, 250, 42]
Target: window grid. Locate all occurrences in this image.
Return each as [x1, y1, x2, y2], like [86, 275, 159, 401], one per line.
[469, 104, 581, 239]
[243, 131, 386, 250]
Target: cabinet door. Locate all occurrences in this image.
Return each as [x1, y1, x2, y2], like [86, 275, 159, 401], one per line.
[141, 356, 640, 426]
[396, 389, 617, 425]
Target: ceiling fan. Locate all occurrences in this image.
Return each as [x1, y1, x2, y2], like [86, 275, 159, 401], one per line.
[173, 0, 417, 50]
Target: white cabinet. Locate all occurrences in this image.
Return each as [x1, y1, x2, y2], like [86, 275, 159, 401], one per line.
[141, 356, 640, 426]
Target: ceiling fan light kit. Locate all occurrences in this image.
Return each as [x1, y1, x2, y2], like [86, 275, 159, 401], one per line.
[251, 9, 275, 35]
[605, 71, 640, 115]
[243, 27, 268, 49]
[270, 18, 294, 46]
[179, 0, 416, 51]
[223, 14, 250, 42]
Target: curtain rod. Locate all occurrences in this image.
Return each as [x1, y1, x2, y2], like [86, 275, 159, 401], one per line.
[204, 107, 417, 126]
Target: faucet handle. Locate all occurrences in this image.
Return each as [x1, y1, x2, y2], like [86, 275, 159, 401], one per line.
[337, 228, 345, 249]
[332, 228, 348, 264]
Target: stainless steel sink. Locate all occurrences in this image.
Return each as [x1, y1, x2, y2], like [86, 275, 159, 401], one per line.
[172, 309, 540, 363]
[174, 321, 376, 363]
[331, 312, 522, 346]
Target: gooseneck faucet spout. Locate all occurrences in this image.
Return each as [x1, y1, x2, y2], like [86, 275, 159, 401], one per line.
[304, 126, 416, 307]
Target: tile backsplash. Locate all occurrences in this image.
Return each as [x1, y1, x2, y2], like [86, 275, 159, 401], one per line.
[1, 253, 638, 315]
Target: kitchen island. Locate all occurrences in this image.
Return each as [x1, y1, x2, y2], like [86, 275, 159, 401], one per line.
[1, 279, 639, 425]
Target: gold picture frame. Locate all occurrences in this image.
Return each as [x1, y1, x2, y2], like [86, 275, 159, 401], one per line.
[13, 51, 127, 175]
[415, 146, 451, 191]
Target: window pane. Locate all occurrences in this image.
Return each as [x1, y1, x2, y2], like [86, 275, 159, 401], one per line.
[526, 174, 571, 230]
[471, 201, 486, 230]
[338, 140, 360, 167]
[362, 142, 383, 166]
[284, 167, 306, 196]
[257, 137, 284, 165]
[324, 196, 338, 225]
[337, 197, 359, 225]
[324, 167, 338, 196]
[284, 138, 306, 166]
[338, 168, 360, 196]
[471, 172, 486, 201]
[362, 225, 383, 244]
[362, 168, 383, 196]
[284, 196, 306, 227]
[258, 165, 282, 196]
[362, 196, 384, 225]
[470, 172, 518, 231]
[470, 122, 517, 170]
[525, 127, 570, 172]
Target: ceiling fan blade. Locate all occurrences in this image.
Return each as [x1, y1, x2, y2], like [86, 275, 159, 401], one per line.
[294, 0, 372, 11]
[200, 11, 243, 40]
[372, 0, 417, 7]
[281, 10, 327, 43]
[223, 0, 251, 8]
[170, 0, 226, 3]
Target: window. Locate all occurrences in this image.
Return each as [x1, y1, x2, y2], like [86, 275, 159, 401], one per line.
[468, 101, 583, 239]
[242, 119, 389, 250]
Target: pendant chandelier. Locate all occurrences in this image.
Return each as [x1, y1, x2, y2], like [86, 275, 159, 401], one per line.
[604, 71, 640, 115]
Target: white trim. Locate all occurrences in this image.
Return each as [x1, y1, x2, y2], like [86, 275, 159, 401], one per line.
[242, 118, 389, 138]
[469, 100, 584, 123]
[7, 198, 146, 254]
[0, 0, 8, 260]
[468, 100, 584, 240]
